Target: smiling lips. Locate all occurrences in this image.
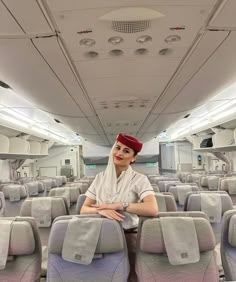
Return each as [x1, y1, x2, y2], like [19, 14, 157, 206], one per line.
[115, 156, 123, 160]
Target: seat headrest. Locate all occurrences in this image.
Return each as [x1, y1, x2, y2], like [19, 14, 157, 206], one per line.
[20, 197, 68, 219]
[140, 217, 215, 254]
[6, 221, 35, 255]
[48, 217, 124, 254]
[186, 192, 233, 214]
[228, 214, 236, 247]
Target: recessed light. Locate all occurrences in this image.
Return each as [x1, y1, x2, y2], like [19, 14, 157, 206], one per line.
[79, 38, 96, 47]
[108, 36, 124, 45]
[164, 35, 181, 43]
[136, 35, 152, 43]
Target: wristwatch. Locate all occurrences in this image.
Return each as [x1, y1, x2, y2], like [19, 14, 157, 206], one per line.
[122, 202, 129, 211]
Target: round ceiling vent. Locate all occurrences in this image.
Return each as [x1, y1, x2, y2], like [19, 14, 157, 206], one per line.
[165, 35, 181, 43]
[136, 35, 152, 43]
[108, 36, 124, 45]
[135, 48, 148, 55]
[159, 48, 172, 55]
[79, 38, 95, 47]
[109, 49, 124, 56]
[84, 51, 99, 58]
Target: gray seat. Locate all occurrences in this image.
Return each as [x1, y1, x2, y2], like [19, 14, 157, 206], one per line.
[168, 185, 200, 209]
[184, 191, 233, 243]
[221, 210, 236, 281]
[136, 212, 218, 282]
[0, 217, 42, 282]
[75, 194, 87, 214]
[49, 187, 80, 206]
[47, 215, 129, 282]
[0, 191, 5, 216]
[155, 193, 177, 212]
[20, 197, 69, 277]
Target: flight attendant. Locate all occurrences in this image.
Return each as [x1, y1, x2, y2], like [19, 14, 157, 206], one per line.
[81, 133, 158, 281]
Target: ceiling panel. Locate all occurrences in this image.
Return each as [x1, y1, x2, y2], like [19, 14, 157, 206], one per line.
[33, 37, 95, 116]
[3, 0, 53, 34]
[152, 30, 229, 114]
[84, 76, 169, 101]
[162, 31, 236, 114]
[0, 1, 24, 35]
[209, 0, 236, 28]
[76, 58, 180, 80]
[0, 39, 85, 117]
[46, 0, 217, 12]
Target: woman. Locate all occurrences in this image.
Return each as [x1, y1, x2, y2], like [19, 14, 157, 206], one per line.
[81, 133, 158, 227]
[81, 133, 158, 281]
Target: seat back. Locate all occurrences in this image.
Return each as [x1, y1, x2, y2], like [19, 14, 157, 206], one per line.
[136, 212, 218, 282]
[2, 184, 27, 201]
[49, 187, 80, 205]
[0, 217, 42, 281]
[155, 193, 177, 212]
[47, 215, 129, 282]
[20, 196, 69, 223]
[0, 191, 5, 216]
[75, 194, 86, 214]
[221, 210, 236, 281]
[184, 191, 233, 243]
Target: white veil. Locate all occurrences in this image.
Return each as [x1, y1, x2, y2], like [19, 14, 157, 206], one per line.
[96, 143, 133, 204]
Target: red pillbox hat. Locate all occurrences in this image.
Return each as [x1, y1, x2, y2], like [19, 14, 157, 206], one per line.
[116, 133, 143, 152]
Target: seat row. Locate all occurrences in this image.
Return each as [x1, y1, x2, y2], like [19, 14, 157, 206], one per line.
[2, 210, 236, 281]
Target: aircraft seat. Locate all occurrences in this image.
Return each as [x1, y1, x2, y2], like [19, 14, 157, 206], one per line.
[49, 187, 80, 207]
[47, 215, 129, 282]
[0, 217, 42, 282]
[221, 210, 236, 281]
[136, 212, 218, 282]
[155, 193, 177, 212]
[2, 184, 27, 201]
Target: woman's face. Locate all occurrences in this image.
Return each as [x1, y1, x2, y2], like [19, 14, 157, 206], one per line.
[112, 141, 137, 168]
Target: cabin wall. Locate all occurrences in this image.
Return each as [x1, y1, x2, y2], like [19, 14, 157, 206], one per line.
[83, 139, 159, 176]
[0, 160, 10, 179]
[34, 145, 80, 178]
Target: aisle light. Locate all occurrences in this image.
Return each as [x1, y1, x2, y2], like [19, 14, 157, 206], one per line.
[0, 113, 28, 128]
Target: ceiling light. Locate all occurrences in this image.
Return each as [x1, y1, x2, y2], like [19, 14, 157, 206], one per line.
[164, 35, 181, 43]
[79, 38, 96, 47]
[108, 36, 124, 45]
[136, 35, 152, 43]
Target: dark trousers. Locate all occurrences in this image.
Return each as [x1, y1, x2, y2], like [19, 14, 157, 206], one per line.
[125, 231, 138, 282]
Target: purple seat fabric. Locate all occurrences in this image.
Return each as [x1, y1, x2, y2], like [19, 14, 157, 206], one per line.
[0, 217, 42, 282]
[136, 212, 218, 282]
[221, 210, 236, 281]
[47, 215, 129, 282]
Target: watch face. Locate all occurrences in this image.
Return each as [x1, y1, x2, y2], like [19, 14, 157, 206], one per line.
[123, 202, 129, 208]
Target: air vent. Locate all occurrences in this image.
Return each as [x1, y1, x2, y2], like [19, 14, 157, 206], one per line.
[0, 81, 11, 89]
[112, 21, 150, 33]
[99, 7, 164, 33]
[54, 119, 62, 123]
[183, 114, 191, 119]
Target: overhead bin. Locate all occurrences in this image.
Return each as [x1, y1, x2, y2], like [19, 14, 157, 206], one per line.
[29, 141, 41, 155]
[0, 134, 9, 153]
[212, 129, 234, 147]
[9, 137, 29, 154]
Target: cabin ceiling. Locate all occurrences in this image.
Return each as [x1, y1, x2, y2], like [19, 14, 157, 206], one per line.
[0, 0, 236, 145]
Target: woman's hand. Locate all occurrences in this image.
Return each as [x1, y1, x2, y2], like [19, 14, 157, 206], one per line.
[97, 209, 125, 221]
[91, 202, 122, 211]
